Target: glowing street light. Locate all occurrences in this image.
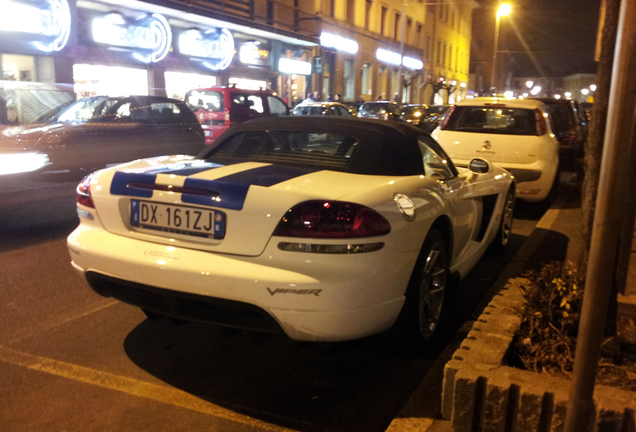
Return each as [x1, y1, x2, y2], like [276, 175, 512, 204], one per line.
[565, 91, 572, 99]
[590, 84, 597, 91]
[504, 91, 514, 99]
[555, 94, 562, 99]
[530, 86, 541, 96]
[526, 80, 534, 89]
[489, 3, 512, 91]
[581, 88, 589, 96]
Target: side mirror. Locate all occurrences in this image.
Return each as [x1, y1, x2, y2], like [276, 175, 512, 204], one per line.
[468, 158, 491, 175]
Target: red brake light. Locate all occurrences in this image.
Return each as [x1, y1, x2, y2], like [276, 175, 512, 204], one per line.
[534, 109, 548, 135]
[76, 174, 95, 208]
[440, 105, 456, 130]
[273, 200, 391, 238]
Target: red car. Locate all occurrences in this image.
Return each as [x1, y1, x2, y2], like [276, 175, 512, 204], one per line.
[185, 86, 290, 144]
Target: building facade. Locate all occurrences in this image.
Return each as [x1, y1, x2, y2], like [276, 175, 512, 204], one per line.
[0, 0, 477, 107]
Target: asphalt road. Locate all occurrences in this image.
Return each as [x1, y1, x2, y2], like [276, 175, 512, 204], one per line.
[0, 174, 543, 432]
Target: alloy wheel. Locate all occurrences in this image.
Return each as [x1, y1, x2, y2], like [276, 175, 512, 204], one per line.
[418, 243, 447, 340]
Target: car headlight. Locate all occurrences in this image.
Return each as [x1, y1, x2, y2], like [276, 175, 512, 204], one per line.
[0, 152, 50, 175]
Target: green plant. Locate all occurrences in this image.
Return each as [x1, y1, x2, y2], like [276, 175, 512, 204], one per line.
[514, 262, 584, 376]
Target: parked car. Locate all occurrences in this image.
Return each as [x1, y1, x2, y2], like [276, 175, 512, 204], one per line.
[185, 86, 289, 145]
[68, 117, 515, 345]
[342, 101, 362, 116]
[432, 97, 559, 205]
[400, 104, 429, 125]
[292, 101, 352, 116]
[357, 101, 401, 121]
[419, 105, 452, 133]
[0, 96, 205, 176]
[528, 97, 587, 160]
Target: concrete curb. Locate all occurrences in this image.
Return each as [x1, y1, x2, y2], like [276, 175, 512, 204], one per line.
[442, 198, 636, 431]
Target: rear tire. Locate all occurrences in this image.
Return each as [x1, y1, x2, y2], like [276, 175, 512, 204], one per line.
[398, 229, 449, 350]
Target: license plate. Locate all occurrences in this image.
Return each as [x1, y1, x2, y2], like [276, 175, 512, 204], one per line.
[204, 130, 211, 136]
[131, 200, 225, 239]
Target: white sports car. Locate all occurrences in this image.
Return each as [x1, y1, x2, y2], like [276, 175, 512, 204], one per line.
[67, 117, 515, 344]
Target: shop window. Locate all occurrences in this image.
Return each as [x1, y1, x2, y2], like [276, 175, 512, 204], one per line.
[165, 72, 216, 101]
[268, 96, 288, 116]
[344, 59, 355, 101]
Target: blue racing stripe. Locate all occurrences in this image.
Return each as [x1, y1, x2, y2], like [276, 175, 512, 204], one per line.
[110, 172, 155, 198]
[181, 178, 249, 211]
[217, 164, 319, 187]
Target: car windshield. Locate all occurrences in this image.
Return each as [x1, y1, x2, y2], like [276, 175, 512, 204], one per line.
[204, 130, 359, 171]
[293, 106, 324, 115]
[39, 97, 110, 123]
[444, 106, 538, 135]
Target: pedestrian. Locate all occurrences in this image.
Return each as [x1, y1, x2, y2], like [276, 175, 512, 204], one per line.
[393, 93, 399, 102]
[303, 93, 313, 103]
[326, 94, 333, 102]
[354, 95, 365, 105]
[334, 94, 341, 102]
[312, 91, 321, 101]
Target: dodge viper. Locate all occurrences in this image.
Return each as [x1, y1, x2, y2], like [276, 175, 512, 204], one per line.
[67, 117, 515, 344]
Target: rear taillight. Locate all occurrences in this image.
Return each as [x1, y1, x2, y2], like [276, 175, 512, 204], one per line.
[273, 200, 391, 238]
[440, 105, 456, 130]
[535, 109, 548, 135]
[224, 108, 230, 125]
[76, 174, 94, 208]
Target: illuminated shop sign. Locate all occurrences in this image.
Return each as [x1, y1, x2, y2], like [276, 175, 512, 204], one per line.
[375, 48, 423, 70]
[92, 13, 172, 63]
[0, 0, 71, 52]
[320, 32, 358, 55]
[278, 58, 311, 75]
[178, 28, 234, 70]
[239, 42, 269, 66]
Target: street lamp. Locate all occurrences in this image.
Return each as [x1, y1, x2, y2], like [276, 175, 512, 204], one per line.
[590, 84, 597, 92]
[490, 3, 511, 92]
[526, 80, 533, 89]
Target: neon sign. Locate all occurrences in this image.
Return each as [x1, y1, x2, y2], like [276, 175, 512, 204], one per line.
[178, 28, 234, 71]
[92, 13, 172, 63]
[375, 48, 423, 70]
[0, 0, 71, 52]
[320, 32, 358, 54]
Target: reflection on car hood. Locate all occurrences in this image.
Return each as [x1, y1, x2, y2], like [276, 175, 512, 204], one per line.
[0, 123, 67, 149]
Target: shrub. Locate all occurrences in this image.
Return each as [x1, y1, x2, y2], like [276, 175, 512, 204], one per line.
[513, 262, 584, 376]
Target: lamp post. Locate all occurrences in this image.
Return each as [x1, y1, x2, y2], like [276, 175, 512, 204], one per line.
[489, 3, 511, 93]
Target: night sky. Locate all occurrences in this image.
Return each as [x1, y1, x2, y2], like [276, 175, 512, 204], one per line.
[485, 0, 602, 77]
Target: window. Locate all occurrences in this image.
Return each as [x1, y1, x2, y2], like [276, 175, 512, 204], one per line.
[344, 58, 355, 101]
[426, 36, 431, 60]
[456, 50, 459, 72]
[232, 95, 264, 114]
[444, 107, 539, 136]
[443, 42, 447, 66]
[267, 96, 288, 116]
[438, 1, 443, 19]
[449, 44, 453, 69]
[394, 13, 401, 40]
[365, 0, 372, 30]
[381, 6, 387, 35]
[418, 138, 454, 180]
[186, 90, 223, 112]
[436, 40, 441, 64]
[347, 0, 355, 24]
[362, 63, 373, 96]
[116, 103, 132, 119]
[417, 24, 422, 48]
[407, 18, 412, 44]
[209, 131, 359, 171]
[451, 11, 455, 28]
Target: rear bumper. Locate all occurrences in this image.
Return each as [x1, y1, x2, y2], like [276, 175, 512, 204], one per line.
[68, 224, 414, 341]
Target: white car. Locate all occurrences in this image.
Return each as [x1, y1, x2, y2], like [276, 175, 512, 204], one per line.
[67, 117, 514, 344]
[431, 98, 559, 204]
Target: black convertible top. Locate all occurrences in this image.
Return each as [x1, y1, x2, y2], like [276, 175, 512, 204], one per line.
[200, 116, 456, 177]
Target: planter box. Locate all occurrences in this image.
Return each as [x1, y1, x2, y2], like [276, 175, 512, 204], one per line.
[442, 278, 636, 432]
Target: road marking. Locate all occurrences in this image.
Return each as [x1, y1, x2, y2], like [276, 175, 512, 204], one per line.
[0, 345, 297, 432]
[6, 300, 119, 345]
